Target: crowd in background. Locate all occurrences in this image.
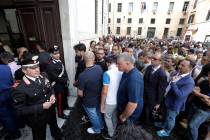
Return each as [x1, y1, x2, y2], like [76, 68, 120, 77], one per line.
[0, 36, 210, 140]
[74, 36, 210, 140]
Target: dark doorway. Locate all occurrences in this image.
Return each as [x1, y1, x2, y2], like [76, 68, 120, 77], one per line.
[0, 0, 63, 54]
[0, 9, 24, 52]
[163, 28, 169, 38]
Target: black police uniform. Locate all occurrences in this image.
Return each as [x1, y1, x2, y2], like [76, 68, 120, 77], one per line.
[12, 73, 62, 140]
[38, 51, 51, 72]
[46, 58, 70, 118]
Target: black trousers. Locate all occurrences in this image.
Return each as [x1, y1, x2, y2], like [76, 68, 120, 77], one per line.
[27, 107, 62, 140]
[62, 87, 69, 109]
[141, 103, 155, 124]
[54, 86, 69, 116]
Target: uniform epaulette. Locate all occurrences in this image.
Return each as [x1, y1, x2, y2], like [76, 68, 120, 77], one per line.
[23, 76, 31, 85]
[12, 80, 21, 88]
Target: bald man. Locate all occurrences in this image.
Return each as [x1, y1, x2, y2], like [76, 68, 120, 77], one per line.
[77, 51, 104, 134]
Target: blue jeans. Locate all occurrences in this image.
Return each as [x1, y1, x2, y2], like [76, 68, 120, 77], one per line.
[83, 105, 104, 133]
[156, 109, 179, 134]
[188, 105, 210, 140]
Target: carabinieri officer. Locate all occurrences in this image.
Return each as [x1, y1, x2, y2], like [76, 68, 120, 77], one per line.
[12, 53, 63, 140]
[46, 45, 71, 119]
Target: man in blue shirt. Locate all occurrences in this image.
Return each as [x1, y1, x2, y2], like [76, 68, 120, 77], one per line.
[117, 53, 144, 124]
[77, 51, 104, 134]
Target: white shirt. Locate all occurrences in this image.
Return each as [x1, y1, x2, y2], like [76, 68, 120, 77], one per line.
[8, 61, 21, 78]
[109, 43, 113, 52]
[172, 72, 190, 82]
[164, 72, 190, 96]
[25, 75, 39, 82]
[52, 59, 61, 63]
[152, 65, 161, 74]
[103, 64, 122, 105]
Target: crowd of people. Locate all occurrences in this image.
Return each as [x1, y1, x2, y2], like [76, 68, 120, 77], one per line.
[73, 36, 210, 140]
[0, 36, 210, 140]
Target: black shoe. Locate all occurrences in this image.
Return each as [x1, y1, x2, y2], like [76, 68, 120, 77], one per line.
[102, 133, 112, 140]
[59, 114, 70, 119]
[0, 128, 7, 138]
[79, 115, 89, 124]
[4, 133, 21, 140]
[53, 132, 65, 140]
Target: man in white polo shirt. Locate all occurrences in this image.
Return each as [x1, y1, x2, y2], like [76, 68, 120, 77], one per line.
[100, 56, 122, 139]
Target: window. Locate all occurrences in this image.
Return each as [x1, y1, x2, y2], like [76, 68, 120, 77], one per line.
[163, 28, 169, 37]
[116, 27, 120, 34]
[166, 18, 171, 24]
[152, 2, 158, 13]
[204, 35, 210, 43]
[176, 28, 182, 36]
[179, 18, 185, 24]
[117, 18, 121, 23]
[108, 26, 111, 34]
[140, 2, 146, 11]
[128, 2, 133, 13]
[188, 14, 195, 24]
[138, 27, 142, 35]
[193, 0, 198, 9]
[168, 2, 174, 13]
[151, 18, 155, 24]
[139, 18, 143, 23]
[108, 18, 111, 23]
[127, 27, 131, 35]
[95, 0, 98, 34]
[182, 1, 189, 12]
[109, 3, 111, 12]
[117, 3, 122, 12]
[128, 18, 132, 23]
[206, 10, 210, 21]
[147, 27, 156, 38]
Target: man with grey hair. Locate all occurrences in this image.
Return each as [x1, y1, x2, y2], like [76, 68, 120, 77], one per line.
[77, 51, 104, 134]
[117, 53, 144, 124]
[104, 43, 111, 56]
